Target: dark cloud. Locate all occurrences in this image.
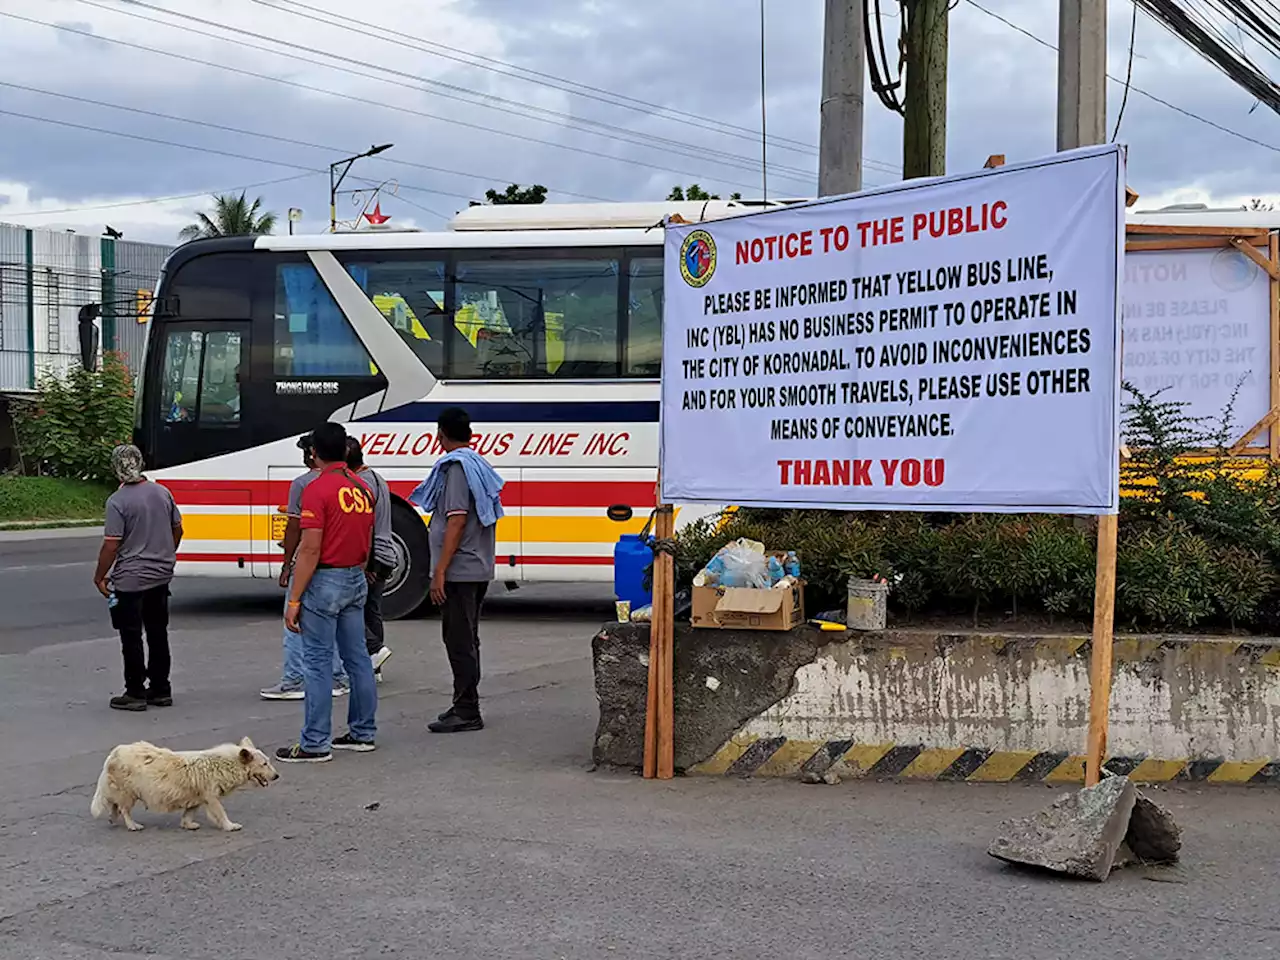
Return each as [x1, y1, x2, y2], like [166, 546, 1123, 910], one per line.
[4, 0, 1280, 242]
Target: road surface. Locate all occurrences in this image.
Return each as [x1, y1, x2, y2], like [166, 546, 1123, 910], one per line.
[1, 532, 1278, 959]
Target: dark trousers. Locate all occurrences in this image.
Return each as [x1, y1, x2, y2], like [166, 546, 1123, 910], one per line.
[441, 581, 488, 719]
[111, 584, 171, 698]
[364, 573, 385, 656]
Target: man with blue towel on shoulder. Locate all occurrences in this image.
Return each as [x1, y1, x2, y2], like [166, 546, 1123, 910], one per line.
[409, 406, 504, 733]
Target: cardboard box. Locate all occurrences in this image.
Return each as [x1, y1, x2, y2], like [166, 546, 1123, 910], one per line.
[690, 580, 805, 631]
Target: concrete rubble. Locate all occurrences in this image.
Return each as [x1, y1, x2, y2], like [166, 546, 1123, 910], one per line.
[988, 775, 1181, 882]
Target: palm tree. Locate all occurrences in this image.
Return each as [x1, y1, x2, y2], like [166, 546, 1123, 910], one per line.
[179, 192, 278, 242]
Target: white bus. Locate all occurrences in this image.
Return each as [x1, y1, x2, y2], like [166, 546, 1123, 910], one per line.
[128, 200, 795, 618]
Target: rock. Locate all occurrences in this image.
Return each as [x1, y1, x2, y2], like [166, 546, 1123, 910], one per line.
[822, 771, 842, 785]
[988, 775, 1137, 882]
[800, 771, 824, 785]
[1125, 792, 1181, 863]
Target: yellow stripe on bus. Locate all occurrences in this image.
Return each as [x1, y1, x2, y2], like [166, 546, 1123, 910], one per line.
[180, 512, 652, 544]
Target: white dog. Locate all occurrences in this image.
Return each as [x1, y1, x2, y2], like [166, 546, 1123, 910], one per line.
[90, 736, 279, 832]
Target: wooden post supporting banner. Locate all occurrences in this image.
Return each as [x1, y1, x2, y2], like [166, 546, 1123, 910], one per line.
[643, 479, 676, 780]
[1270, 232, 1279, 462]
[1084, 512, 1119, 786]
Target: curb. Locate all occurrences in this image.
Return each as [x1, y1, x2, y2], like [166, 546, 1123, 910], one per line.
[691, 737, 1280, 785]
[0, 525, 105, 541]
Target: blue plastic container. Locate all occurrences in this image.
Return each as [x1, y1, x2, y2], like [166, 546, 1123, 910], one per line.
[613, 534, 654, 608]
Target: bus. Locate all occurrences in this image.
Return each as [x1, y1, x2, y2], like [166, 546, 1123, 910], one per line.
[128, 200, 795, 619]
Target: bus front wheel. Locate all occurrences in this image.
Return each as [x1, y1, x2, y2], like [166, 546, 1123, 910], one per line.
[382, 501, 431, 621]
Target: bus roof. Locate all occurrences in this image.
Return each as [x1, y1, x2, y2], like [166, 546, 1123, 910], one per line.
[1128, 204, 1280, 229]
[447, 199, 806, 231]
[255, 227, 664, 251]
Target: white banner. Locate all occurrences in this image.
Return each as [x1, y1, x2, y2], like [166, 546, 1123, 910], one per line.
[1122, 247, 1272, 447]
[660, 145, 1125, 514]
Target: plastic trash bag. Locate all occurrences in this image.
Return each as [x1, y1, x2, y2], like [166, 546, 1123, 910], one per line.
[719, 541, 771, 588]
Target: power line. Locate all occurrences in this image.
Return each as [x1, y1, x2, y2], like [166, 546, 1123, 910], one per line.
[5, 11, 816, 196]
[0, 80, 613, 204]
[964, 0, 1280, 156]
[0, 172, 317, 220]
[261, 0, 906, 176]
[1113, 0, 1140, 141]
[72, 0, 827, 189]
[0, 108, 489, 207]
[256, 0, 827, 157]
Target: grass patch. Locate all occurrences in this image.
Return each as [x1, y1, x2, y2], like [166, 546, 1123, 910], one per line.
[0, 475, 114, 524]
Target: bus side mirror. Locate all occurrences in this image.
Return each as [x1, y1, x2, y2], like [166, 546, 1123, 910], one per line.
[78, 303, 101, 372]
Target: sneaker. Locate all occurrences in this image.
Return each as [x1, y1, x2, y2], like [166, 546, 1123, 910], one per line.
[428, 714, 483, 734]
[146, 692, 173, 708]
[260, 682, 305, 701]
[332, 733, 376, 753]
[109, 694, 147, 712]
[437, 705, 456, 722]
[371, 646, 393, 671]
[374, 668, 383, 684]
[275, 744, 332, 764]
[332, 680, 350, 697]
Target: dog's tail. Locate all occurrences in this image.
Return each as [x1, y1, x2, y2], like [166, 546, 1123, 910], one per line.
[89, 752, 113, 819]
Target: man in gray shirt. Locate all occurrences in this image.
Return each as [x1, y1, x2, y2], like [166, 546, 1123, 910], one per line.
[347, 436, 394, 679]
[424, 407, 498, 734]
[93, 444, 183, 712]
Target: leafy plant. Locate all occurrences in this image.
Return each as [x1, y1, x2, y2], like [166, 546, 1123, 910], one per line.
[179, 192, 277, 242]
[11, 353, 135, 482]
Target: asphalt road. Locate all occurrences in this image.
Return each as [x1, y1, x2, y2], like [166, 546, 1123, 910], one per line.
[2, 532, 1280, 959]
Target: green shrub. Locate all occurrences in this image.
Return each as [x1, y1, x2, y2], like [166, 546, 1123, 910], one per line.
[11, 353, 135, 483]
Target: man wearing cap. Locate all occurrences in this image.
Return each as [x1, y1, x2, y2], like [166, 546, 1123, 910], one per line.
[93, 444, 184, 712]
[276, 422, 378, 763]
[260, 432, 349, 700]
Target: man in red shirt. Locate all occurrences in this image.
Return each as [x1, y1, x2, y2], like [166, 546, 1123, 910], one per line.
[276, 422, 378, 763]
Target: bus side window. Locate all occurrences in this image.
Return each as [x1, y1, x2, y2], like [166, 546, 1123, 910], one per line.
[274, 263, 373, 377]
[451, 257, 620, 379]
[160, 330, 203, 423]
[626, 257, 662, 377]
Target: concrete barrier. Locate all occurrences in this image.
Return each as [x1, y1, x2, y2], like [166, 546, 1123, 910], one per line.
[592, 623, 1280, 785]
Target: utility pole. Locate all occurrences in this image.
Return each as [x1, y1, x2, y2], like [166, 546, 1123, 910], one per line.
[1056, 0, 1112, 789]
[1056, 0, 1107, 149]
[818, 0, 866, 196]
[901, 0, 948, 179]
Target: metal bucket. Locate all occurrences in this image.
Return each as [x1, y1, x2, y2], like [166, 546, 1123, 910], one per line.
[846, 577, 888, 631]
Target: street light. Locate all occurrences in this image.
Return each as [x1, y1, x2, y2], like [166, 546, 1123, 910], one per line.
[330, 143, 393, 232]
[288, 208, 302, 236]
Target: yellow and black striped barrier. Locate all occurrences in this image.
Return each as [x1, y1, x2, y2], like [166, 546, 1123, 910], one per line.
[691, 737, 1280, 785]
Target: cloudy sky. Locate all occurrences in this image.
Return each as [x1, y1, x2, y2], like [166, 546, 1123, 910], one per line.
[2, 0, 1279, 245]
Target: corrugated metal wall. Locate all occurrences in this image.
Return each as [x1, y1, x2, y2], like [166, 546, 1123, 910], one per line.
[0, 222, 173, 391]
[0, 224, 33, 392]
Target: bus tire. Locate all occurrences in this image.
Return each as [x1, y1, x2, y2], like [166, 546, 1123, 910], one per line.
[382, 501, 431, 621]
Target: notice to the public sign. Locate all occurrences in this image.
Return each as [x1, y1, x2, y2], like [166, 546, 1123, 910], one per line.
[660, 144, 1125, 514]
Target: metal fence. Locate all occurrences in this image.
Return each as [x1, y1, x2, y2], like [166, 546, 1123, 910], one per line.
[0, 222, 173, 392]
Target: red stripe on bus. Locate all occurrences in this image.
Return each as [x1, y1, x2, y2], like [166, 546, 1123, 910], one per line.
[177, 552, 613, 566]
[160, 478, 656, 509]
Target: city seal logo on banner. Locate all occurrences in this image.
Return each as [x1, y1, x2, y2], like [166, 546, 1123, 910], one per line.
[680, 229, 717, 288]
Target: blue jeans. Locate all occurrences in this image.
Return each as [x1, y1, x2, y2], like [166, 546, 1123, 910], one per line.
[299, 567, 377, 752]
[282, 575, 346, 687]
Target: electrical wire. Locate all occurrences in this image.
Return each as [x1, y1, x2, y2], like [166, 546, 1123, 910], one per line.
[1134, 0, 1280, 114]
[72, 0, 824, 189]
[253, 0, 827, 158]
[865, 0, 906, 115]
[1112, 0, 1140, 141]
[0, 80, 613, 203]
[3, 11, 816, 196]
[964, 0, 1280, 156]
[0, 172, 318, 219]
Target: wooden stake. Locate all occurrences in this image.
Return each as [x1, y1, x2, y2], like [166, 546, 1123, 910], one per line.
[1084, 512, 1119, 787]
[643, 477, 676, 780]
